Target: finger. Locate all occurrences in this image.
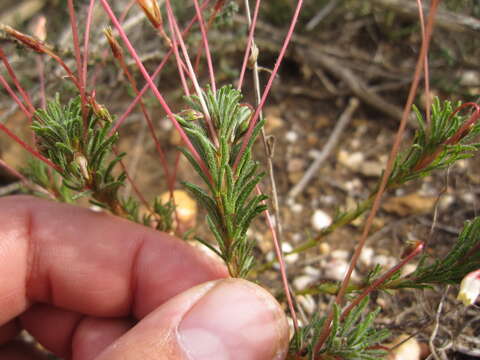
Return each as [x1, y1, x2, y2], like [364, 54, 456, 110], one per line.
[20, 304, 132, 360]
[97, 279, 290, 360]
[0, 195, 227, 327]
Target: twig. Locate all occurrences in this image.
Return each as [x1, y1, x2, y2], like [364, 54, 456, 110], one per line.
[288, 97, 359, 200]
[428, 286, 450, 360]
[305, 0, 340, 30]
[373, 0, 480, 34]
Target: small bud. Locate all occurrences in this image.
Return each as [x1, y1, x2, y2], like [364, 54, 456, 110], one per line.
[247, 43, 259, 69]
[177, 109, 204, 122]
[457, 269, 480, 306]
[74, 153, 90, 181]
[136, 0, 163, 29]
[103, 27, 123, 59]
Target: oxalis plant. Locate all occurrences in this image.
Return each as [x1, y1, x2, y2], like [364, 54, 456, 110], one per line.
[0, 0, 479, 359]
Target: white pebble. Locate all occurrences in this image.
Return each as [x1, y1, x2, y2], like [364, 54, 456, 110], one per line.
[311, 209, 332, 231]
[303, 265, 321, 278]
[293, 275, 315, 291]
[359, 247, 374, 267]
[330, 249, 349, 260]
[373, 254, 396, 268]
[297, 295, 317, 315]
[291, 202, 303, 213]
[285, 130, 299, 143]
[324, 258, 349, 281]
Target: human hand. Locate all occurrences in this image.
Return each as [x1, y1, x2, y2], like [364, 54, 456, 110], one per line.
[0, 196, 289, 360]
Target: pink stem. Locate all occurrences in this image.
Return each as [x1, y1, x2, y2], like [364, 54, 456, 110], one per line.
[341, 242, 424, 321]
[99, 0, 212, 183]
[0, 73, 32, 118]
[233, 0, 304, 171]
[256, 184, 298, 332]
[237, 0, 261, 91]
[0, 48, 35, 114]
[110, 0, 212, 133]
[82, 0, 96, 88]
[193, 0, 216, 93]
[0, 123, 60, 172]
[165, 9, 191, 96]
[164, 0, 218, 146]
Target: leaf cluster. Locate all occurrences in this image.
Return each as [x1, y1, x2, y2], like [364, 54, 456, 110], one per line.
[289, 297, 389, 360]
[31, 95, 127, 215]
[178, 85, 266, 277]
[389, 97, 480, 187]
[397, 216, 480, 288]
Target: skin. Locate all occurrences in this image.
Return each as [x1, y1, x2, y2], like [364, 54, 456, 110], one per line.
[0, 196, 289, 360]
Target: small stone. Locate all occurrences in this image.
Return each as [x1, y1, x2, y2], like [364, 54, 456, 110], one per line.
[318, 242, 330, 255]
[293, 275, 315, 291]
[337, 150, 364, 172]
[373, 254, 396, 268]
[324, 258, 348, 281]
[287, 158, 305, 173]
[439, 194, 455, 210]
[282, 242, 299, 264]
[311, 209, 332, 231]
[401, 263, 417, 277]
[460, 70, 480, 86]
[291, 202, 303, 214]
[265, 114, 284, 132]
[303, 265, 321, 278]
[285, 130, 299, 143]
[330, 249, 349, 260]
[359, 247, 374, 267]
[297, 295, 316, 315]
[388, 334, 421, 360]
[360, 161, 383, 177]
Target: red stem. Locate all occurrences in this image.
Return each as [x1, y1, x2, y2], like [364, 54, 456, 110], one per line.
[233, 0, 304, 171]
[340, 242, 424, 321]
[99, 0, 212, 184]
[237, 0, 261, 91]
[82, 0, 96, 88]
[109, 0, 213, 133]
[0, 123, 61, 172]
[0, 47, 35, 115]
[416, 0, 431, 125]
[193, 0, 216, 93]
[0, 73, 33, 118]
[256, 184, 299, 332]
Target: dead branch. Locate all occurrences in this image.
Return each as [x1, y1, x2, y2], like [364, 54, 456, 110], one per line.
[373, 0, 480, 34]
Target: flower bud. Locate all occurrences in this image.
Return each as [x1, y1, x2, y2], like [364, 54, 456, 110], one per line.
[457, 269, 480, 306]
[74, 153, 90, 181]
[136, 0, 163, 29]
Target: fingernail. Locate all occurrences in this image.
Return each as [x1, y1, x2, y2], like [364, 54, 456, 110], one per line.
[178, 279, 289, 360]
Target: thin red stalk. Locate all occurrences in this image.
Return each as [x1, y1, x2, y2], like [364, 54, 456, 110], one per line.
[233, 0, 304, 171]
[67, 0, 88, 118]
[165, 10, 191, 96]
[36, 56, 46, 109]
[416, 0, 431, 124]
[340, 242, 424, 321]
[110, 0, 212, 133]
[256, 184, 298, 332]
[313, 1, 440, 356]
[164, 0, 218, 147]
[116, 151, 150, 209]
[192, 1, 225, 74]
[99, 0, 212, 184]
[192, 0, 216, 93]
[0, 123, 60, 172]
[237, 0, 261, 91]
[0, 73, 32, 118]
[0, 48, 35, 114]
[82, 0, 96, 88]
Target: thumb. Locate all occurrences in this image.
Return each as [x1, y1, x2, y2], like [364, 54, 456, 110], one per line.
[96, 279, 290, 360]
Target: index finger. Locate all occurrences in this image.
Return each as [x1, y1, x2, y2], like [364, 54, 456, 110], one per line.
[0, 195, 227, 325]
